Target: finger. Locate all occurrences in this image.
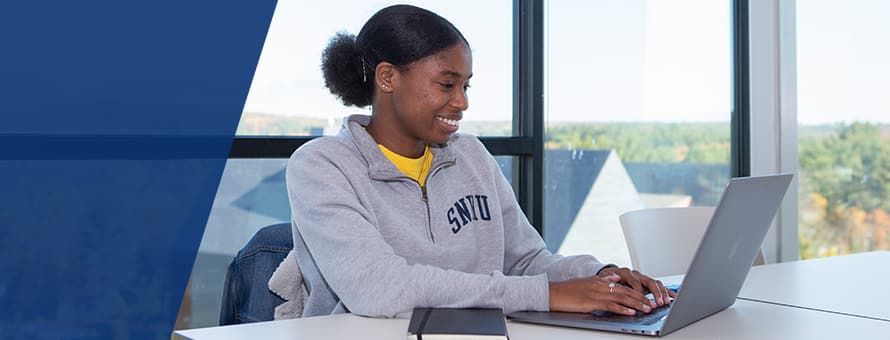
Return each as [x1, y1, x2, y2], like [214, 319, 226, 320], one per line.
[602, 302, 638, 316]
[649, 279, 667, 306]
[603, 273, 621, 282]
[638, 276, 664, 306]
[660, 281, 673, 305]
[611, 285, 653, 312]
[625, 270, 645, 293]
[617, 293, 653, 314]
[658, 281, 675, 304]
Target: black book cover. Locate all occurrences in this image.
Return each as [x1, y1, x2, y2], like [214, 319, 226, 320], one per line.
[407, 307, 508, 339]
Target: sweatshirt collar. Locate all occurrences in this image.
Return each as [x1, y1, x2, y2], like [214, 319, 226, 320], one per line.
[342, 114, 457, 181]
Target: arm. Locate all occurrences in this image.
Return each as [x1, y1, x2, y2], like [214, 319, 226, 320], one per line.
[482, 151, 666, 314]
[286, 145, 548, 317]
[474, 142, 675, 313]
[473, 141, 612, 281]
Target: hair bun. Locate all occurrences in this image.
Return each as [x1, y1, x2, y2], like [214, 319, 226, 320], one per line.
[321, 32, 373, 107]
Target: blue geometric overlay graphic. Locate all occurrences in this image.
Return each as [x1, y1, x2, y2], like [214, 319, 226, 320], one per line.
[0, 1, 277, 339]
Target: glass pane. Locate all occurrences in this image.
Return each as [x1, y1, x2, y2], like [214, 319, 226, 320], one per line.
[495, 156, 515, 187]
[238, 0, 513, 137]
[544, 0, 733, 266]
[797, 0, 890, 259]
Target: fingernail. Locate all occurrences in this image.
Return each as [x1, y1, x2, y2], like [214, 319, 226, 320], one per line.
[643, 305, 651, 312]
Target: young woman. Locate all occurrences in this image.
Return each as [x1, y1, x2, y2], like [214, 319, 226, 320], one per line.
[286, 4, 675, 318]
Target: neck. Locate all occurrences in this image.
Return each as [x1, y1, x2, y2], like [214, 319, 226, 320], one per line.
[366, 113, 426, 158]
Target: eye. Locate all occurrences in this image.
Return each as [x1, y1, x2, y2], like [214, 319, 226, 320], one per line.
[463, 83, 472, 91]
[437, 82, 454, 89]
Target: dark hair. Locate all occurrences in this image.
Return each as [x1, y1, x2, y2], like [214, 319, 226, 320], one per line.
[321, 5, 469, 107]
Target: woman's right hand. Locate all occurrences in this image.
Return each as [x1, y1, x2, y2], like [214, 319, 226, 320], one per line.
[548, 274, 657, 315]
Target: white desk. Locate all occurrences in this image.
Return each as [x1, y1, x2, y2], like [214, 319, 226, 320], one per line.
[175, 251, 890, 339]
[174, 300, 890, 340]
[738, 251, 890, 321]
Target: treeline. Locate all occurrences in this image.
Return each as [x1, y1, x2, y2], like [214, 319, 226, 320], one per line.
[236, 113, 326, 136]
[545, 122, 730, 164]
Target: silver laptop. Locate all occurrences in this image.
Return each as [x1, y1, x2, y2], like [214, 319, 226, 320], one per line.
[507, 174, 793, 336]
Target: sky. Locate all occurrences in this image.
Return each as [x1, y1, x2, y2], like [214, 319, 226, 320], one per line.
[797, 0, 890, 124]
[242, 0, 890, 125]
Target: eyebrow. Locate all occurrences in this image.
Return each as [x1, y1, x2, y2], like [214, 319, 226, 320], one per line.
[439, 70, 473, 79]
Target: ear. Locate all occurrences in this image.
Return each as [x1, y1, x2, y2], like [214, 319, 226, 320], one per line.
[375, 62, 397, 93]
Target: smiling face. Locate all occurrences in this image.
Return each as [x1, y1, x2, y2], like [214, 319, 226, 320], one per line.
[368, 43, 473, 157]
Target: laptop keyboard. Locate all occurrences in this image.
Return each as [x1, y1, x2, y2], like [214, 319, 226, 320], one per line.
[585, 304, 671, 325]
[634, 305, 671, 325]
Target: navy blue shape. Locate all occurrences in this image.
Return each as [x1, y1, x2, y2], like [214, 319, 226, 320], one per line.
[0, 1, 277, 339]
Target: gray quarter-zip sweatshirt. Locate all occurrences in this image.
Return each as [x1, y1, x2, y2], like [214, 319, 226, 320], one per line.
[287, 114, 612, 318]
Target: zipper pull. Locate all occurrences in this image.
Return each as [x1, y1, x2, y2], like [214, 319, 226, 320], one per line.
[421, 186, 428, 202]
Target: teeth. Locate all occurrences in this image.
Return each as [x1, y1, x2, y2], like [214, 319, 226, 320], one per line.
[436, 116, 459, 127]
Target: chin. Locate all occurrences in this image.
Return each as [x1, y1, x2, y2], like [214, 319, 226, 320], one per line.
[429, 134, 453, 145]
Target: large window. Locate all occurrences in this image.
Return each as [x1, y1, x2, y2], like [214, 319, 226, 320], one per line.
[797, 0, 890, 259]
[544, 0, 734, 266]
[237, 0, 513, 137]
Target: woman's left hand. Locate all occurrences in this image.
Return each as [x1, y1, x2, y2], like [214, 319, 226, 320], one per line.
[598, 267, 677, 307]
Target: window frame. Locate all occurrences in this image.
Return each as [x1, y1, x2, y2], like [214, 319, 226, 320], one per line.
[748, 0, 799, 263]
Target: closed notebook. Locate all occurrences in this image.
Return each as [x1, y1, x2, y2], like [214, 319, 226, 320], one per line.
[407, 307, 508, 340]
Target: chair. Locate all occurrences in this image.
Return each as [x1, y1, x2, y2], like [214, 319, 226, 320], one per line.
[619, 207, 765, 278]
[219, 223, 293, 325]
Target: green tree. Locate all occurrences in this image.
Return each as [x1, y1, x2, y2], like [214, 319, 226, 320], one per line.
[545, 122, 730, 164]
[799, 122, 890, 258]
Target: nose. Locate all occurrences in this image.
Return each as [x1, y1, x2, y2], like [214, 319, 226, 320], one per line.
[450, 87, 469, 112]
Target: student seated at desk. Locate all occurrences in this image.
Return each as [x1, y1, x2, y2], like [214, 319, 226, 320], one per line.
[285, 4, 676, 319]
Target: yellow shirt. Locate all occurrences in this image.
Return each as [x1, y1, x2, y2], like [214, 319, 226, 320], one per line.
[378, 144, 433, 187]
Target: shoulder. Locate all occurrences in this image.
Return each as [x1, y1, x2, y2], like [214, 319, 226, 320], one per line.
[291, 135, 351, 157]
[290, 114, 373, 163]
[288, 135, 362, 175]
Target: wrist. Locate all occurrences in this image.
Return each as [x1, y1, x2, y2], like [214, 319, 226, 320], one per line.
[547, 281, 563, 311]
